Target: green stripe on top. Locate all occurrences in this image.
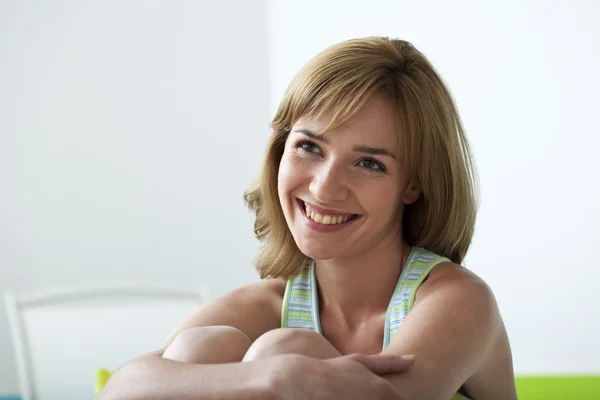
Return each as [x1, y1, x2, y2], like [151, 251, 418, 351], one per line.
[281, 247, 471, 400]
[382, 248, 450, 348]
[281, 260, 321, 333]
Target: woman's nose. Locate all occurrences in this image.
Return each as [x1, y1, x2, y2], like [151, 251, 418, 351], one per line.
[308, 162, 349, 203]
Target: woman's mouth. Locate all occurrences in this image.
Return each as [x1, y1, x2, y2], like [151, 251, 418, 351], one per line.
[298, 200, 359, 225]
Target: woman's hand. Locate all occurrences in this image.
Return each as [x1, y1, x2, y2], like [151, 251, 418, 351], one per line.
[265, 353, 414, 400]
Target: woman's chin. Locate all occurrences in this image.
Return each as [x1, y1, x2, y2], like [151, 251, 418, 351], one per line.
[297, 244, 342, 261]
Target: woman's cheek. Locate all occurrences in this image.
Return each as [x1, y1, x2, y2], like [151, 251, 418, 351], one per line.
[278, 154, 301, 186]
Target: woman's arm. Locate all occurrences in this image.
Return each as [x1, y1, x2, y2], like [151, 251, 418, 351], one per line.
[97, 279, 285, 399]
[381, 264, 517, 400]
[97, 352, 273, 400]
[99, 350, 416, 400]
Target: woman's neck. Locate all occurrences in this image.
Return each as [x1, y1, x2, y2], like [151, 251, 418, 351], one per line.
[314, 235, 410, 329]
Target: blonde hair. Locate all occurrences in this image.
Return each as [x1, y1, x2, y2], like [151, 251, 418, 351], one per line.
[245, 37, 478, 279]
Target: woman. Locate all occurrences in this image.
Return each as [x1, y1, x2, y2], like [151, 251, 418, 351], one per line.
[99, 37, 517, 400]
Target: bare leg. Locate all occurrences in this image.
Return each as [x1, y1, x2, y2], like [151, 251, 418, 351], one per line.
[243, 328, 342, 361]
[162, 326, 252, 364]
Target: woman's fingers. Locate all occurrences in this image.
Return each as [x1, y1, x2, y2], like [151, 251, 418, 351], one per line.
[347, 353, 415, 375]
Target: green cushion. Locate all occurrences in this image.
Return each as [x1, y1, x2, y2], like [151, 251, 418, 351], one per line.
[95, 368, 113, 395]
[516, 376, 600, 400]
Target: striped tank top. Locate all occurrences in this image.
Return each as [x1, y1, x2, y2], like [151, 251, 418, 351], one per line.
[281, 247, 471, 400]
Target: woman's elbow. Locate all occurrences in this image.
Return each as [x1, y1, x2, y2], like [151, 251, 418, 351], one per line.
[96, 356, 158, 400]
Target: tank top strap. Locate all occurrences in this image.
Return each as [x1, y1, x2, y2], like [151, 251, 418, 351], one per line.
[281, 260, 321, 333]
[383, 247, 450, 348]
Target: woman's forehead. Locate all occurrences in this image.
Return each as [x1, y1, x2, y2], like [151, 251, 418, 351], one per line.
[292, 95, 400, 147]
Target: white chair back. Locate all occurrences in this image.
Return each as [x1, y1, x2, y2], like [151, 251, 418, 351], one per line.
[5, 284, 209, 400]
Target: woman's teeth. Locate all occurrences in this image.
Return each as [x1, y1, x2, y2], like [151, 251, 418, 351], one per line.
[304, 204, 352, 225]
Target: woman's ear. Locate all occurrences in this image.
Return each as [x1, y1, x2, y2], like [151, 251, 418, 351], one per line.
[401, 183, 421, 205]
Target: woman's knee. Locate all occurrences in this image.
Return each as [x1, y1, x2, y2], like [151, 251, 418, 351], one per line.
[163, 325, 252, 364]
[243, 328, 340, 361]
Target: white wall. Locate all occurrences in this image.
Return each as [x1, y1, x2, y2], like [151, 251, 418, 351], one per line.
[0, 1, 269, 394]
[268, 0, 600, 375]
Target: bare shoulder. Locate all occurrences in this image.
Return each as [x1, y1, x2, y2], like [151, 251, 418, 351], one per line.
[161, 278, 287, 350]
[417, 262, 498, 313]
[225, 277, 288, 319]
[417, 262, 517, 398]
[415, 262, 503, 355]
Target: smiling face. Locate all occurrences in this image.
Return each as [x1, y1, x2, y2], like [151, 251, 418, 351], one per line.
[277, 94, 421, 261]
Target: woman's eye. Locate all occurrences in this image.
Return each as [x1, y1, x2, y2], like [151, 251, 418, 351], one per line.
[359, 158, 385, 172]
[296, 140, 321, 154]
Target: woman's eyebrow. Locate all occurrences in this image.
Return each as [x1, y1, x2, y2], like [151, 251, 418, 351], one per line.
[293, 128, 328, 143]
[352, 145, 397, 159]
